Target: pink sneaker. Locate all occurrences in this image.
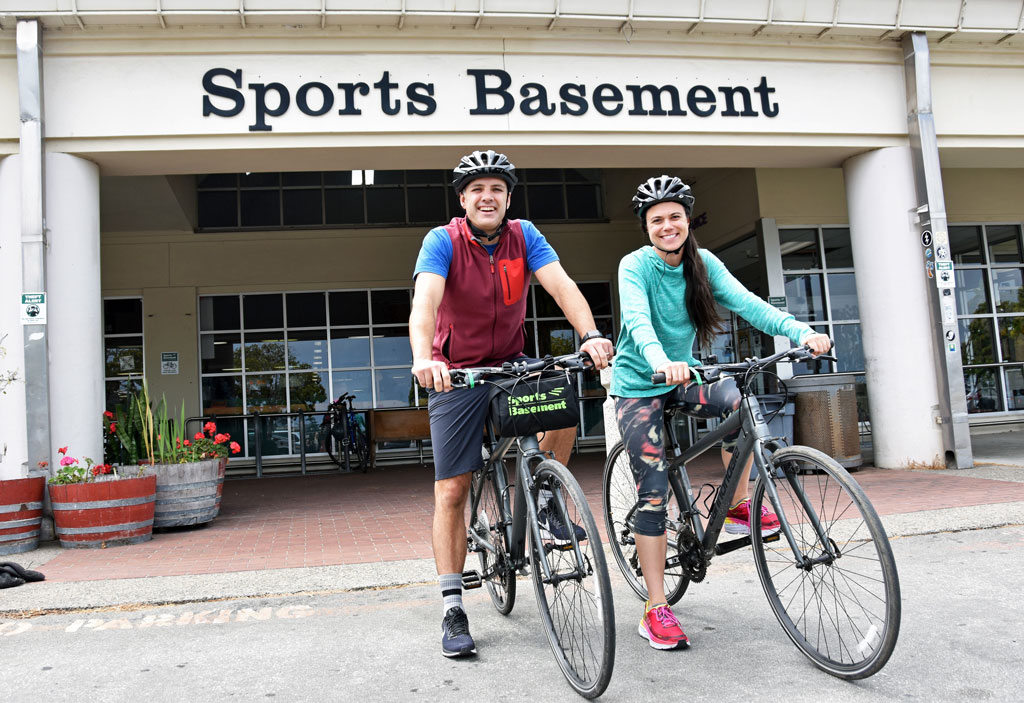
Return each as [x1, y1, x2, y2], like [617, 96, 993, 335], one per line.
[725, 499, 780, 536]
[638, 601, 690, 650]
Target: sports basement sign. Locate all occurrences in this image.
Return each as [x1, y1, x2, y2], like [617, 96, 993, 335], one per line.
[202, 67, 780, 132]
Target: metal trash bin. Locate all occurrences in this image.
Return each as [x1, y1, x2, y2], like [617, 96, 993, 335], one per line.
[750, 394, 794, 480]
[785, 373, 862, 469]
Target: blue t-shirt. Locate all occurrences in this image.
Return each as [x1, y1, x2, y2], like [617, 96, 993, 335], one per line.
[413, 219, 559, 279]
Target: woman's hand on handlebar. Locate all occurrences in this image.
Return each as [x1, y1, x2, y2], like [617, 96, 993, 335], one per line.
[802, 333, 833, 356]
[655, 361, 691, 385]
[580, 337, 615, 370]
[412, 358, 451, 392]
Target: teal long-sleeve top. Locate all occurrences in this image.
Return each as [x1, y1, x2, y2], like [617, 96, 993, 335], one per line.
[611, 246, 815, 398]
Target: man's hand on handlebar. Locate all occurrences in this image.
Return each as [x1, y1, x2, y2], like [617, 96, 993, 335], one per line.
[802, 333, 832, 356]
[412, 358, 451, 393]
[655, 360, 691, 385]
[580, 337, 615, 370]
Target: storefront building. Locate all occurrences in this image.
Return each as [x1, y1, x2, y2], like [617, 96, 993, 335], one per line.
[2, 1, 1023, 479]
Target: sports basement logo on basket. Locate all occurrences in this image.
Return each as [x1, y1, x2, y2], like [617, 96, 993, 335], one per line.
[508, 386, 568, 417]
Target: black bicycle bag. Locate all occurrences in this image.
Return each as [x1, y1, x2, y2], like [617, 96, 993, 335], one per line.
[488, 369, 580, 437]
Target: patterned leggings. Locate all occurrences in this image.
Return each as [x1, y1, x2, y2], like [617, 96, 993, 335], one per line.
[614, 377, 742, 537]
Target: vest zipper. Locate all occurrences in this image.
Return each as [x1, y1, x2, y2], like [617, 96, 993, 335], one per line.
[502, 264, 511, 305]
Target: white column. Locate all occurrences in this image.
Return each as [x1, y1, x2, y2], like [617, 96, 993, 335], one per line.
[0, 156, 28, 480]
[45, 153, 104, 467]
[843, 147, 945, 468]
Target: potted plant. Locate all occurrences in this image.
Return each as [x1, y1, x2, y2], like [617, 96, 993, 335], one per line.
[47, 447, 156, 549]
[117, 382, 240, 528]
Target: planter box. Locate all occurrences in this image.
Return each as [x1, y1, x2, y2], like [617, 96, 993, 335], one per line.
[49, 475, 157, 549]
[132, 458, 225, 527]
[0, 477, 46, 555]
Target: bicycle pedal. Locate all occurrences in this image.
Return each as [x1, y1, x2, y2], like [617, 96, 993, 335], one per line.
[461, 570, 483, 589]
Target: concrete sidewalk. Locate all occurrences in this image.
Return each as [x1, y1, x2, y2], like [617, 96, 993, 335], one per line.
[2, 429, 1022, 616]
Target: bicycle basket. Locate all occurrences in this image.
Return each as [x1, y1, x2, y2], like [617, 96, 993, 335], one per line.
[488, 369, 580, 437]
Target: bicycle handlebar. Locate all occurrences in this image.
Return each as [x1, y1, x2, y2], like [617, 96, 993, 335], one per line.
[650, 343, 837, 385]
[449, 352, 594, 389]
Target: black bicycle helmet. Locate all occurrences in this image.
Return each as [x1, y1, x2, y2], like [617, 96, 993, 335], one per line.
[451, 150, 518, 193]
[632, 175, 695, 220]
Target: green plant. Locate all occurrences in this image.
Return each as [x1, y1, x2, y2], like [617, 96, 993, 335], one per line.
[132, 379, 185, 465]
[47, 446, 140, 485]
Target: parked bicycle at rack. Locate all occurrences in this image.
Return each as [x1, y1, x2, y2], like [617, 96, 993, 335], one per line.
[320, 393, 369, 472]
[452, 352, 615, 699]
[603, 344, 900, 680]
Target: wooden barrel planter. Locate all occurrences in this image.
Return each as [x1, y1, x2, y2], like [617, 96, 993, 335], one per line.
[140, 459, 225, 528]
[49, 475, 156, 549]
[0, 477, 46, 556]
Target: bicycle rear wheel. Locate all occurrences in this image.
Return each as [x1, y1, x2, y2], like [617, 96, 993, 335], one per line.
[530, 459, 614, 699]
[471, 464, 516, 615]
[602, 441, 689, 605]
[351, 425, 370, 472]
[751, 446, 901, 680]
[322, 418, 345, 468]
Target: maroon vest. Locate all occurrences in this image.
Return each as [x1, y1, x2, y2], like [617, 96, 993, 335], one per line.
[433, 217, 532, 368]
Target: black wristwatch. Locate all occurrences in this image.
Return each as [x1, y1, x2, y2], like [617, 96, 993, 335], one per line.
[580, 330, 604, 345]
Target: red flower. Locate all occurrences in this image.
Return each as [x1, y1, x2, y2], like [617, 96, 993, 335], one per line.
[37, 460, 48, 469]
[214, 433, 229, 444]
[183, 439, 191, 446]
[204, 421, 217, 435]
[103, 411, 114, 419]
[194, 432, 204, 441]
[229, 441, 241, 454]
[109, 423, 117, 433]
[58, 446, 68, 455]
[91, 466, 101, 476]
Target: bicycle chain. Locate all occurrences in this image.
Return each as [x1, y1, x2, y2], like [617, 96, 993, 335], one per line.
[676, 526, 707, 583]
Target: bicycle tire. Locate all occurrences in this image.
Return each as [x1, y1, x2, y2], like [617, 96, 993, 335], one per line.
[602, 441, 689, 605]
[471, 464, 516, 615]
[751, 445, 901, 680]
[323, 418, 345, 468]
[351, 424, 370, 472]
[529, 459, 614, 699]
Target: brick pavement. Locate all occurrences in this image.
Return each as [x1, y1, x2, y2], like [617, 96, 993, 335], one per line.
[35, 451, 1024, 583]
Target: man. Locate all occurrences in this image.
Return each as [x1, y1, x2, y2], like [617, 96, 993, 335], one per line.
[410, 150, 615, 658]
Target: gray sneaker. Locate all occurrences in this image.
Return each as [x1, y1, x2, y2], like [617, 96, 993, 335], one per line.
[441, 607, 477, 658]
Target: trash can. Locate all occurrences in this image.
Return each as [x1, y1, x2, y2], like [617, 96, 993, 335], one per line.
[750, 394, 794, 480]
[785, 373, 862, 469]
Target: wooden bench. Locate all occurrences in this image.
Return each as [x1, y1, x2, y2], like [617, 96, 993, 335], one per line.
[367, 408, 432, 467]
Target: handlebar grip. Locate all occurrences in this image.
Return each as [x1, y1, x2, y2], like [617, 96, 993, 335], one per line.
[651, 373, 667, 385]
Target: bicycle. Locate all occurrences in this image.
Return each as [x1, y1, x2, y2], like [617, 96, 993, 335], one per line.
[320, 393, 369, 472]
[602, 345, 900, 680]
[452, 352, 615, 699]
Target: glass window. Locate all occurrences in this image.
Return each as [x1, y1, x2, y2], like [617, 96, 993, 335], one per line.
[407, 188, 447, 223]
[991, 268, 1024, 313]
[244, 294, 283, 330]
[104, 299, 143, 335]
[202, 376, 243, 416]
[103, 337, 142, 377]
[325, 189, 364, 225]
[527, 185, 565, 220]
[372, 327, 413, 366]
[286, 292, 326, 328]
[282, 172, 321, 187]
[331, 370, 373, 409]
[289, 371, 329, 411]
[832, 323, 864, 374]
[566, 185, 601, 220]
[366, 187, 405, 223]
[244, 334, 286, 372]
[827, 273, 859, 321]
[283, 189, 322, 226]
[987, 225, 1022, 264]
[329, 291, 370, 326]
[374, 368, 416, 408]
[964, 368, 1002, 414]
[959, 318, 996, 366]
[200, 333, 242, 374]
[822, 228, 854, 268]
[371, 290, 410, 325]
[286, 330, 328, 370]
[197, 191, 238, 228]
[779, 229, 820, 269]
[998, 318, 1024, 363]
[536, 320, 576, 357]
[330, 328, 371, 368]
[954, 269, 991, 316]
[240, 190, 280, 227]
[200, 295, 240, 331]
[784, 274, 826, 322]
[1006, 367, 1024, 410]
[949, 226, 984, 265]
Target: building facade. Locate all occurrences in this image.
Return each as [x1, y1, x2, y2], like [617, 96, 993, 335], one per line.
[2, 1, 1023, 479]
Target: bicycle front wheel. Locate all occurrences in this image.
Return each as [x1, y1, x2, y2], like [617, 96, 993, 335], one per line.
[751, 446, 901, 680]
[602, 441, 689, 605]
[471, 464, 516, 615]
[351, 426, 370, 472]
[530, 459, 614, 699]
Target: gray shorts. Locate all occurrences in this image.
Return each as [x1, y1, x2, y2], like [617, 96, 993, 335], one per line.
[427, 384, 491, 481]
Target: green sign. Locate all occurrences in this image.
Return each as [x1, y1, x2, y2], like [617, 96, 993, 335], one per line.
[768, 296, 788, 309]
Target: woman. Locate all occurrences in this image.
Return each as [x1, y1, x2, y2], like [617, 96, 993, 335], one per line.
[612, 175, 831, 650]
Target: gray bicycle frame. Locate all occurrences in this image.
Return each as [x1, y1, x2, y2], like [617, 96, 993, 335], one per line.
[668, 393, 836, 564]
[467, 431, 590, 585]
